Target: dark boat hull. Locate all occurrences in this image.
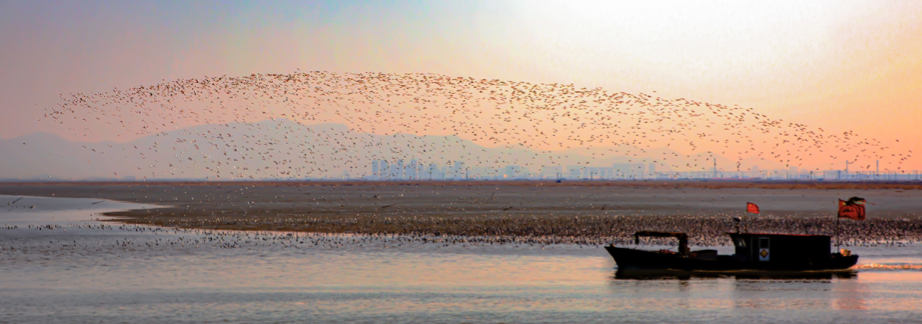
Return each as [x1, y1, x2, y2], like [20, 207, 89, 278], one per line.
[605, 245, 858, 272]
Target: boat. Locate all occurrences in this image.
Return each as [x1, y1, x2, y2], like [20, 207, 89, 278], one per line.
[605, 230, 858, 273]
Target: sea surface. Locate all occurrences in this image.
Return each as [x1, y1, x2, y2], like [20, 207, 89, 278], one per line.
[2, 194, 922, 323]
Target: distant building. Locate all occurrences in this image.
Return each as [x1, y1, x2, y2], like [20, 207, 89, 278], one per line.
[449, 161, 465, 179]
[426, 163, 439, 180]
[408, 159, 418, 180]
[585, 167, 613, 179]
[395, 159, 405, 180]
[613, 163, 645, 179]
[566, 165, 583, 179]
[503, 165, 528, 179]
[380, 160, 390, 180]
[372, 160, 380, 180]
[541, 166, 563, 179]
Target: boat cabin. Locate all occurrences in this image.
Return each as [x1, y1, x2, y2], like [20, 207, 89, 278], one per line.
[728, 233, 832, 263]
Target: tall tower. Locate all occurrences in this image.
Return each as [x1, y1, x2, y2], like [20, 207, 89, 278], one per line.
[713, 158, 718, 179]
[408, 159, 418, 180]
[372, 160, 380, 180]
[428, 163, 438, 180]
[452, 161, 464, 179]
[395, 159, 405, 180]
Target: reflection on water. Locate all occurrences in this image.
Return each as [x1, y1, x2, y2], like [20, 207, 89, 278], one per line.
[855, 263, 922, 270]
[2, 195, 922, 323]
[613, 269, 858, 280]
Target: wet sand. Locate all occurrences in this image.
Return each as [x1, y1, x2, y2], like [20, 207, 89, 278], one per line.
[2, 181, 921, 246]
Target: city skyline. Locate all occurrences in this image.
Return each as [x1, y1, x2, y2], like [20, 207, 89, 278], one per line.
[365, 158, 911, 182]
[4, 117, 915, 182]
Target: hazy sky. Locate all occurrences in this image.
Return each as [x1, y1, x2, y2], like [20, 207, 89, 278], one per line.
[2, 0, 921, 167]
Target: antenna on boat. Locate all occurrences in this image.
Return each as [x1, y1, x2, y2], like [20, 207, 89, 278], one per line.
[732, 217, 742, 233]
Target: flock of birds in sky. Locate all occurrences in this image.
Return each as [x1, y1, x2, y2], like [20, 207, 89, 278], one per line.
[43, 71, 910, 179]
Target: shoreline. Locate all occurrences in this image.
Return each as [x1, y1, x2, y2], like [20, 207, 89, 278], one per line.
[3, 182, 921, 247]
[100, 211, 922, 247]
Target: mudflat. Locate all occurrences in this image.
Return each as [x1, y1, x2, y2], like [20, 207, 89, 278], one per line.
[2, 181, 920, 246]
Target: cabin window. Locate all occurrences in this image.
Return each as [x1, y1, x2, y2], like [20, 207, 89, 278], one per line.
[757, 237, 771, 261]
[735, 238, 746, 248]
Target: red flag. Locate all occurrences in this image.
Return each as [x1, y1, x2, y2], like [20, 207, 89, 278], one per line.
[746, 202, 760, 214]
[838, 197, 866, 221]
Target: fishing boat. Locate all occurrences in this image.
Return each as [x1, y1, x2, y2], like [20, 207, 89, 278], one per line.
[605, 230, 858, 273]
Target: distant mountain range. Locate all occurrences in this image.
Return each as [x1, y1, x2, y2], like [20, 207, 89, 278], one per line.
[0, 119, 786, 180]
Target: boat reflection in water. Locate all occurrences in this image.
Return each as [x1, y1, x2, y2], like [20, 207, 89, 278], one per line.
[613, 268, 858, 280]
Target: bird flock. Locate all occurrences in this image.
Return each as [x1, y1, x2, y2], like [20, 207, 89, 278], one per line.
[26, 71, 920, 251]
[44, 71, 910, 180]
[3, 215, 920, 252]
[108, 211, 922, 248]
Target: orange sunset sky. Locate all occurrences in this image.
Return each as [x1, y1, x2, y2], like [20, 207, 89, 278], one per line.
[1, 0, 921, 171]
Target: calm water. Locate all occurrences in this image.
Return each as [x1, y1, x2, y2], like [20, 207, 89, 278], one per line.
[2, 195, 922, 323]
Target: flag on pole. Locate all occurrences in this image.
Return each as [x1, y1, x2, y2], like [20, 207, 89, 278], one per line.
[838, 197, 867, 221]
[746, 202, 760, 214]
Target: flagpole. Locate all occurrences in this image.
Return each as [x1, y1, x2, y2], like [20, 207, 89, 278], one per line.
[835, 212, 840, 251]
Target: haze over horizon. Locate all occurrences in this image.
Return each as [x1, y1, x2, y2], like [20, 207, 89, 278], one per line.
[4, 117, 806, 180]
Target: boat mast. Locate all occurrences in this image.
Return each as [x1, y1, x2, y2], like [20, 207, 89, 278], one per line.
[835, 211, 840, 250]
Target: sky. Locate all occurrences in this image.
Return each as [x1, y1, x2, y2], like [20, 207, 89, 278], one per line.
[2, 0, 921, 170]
